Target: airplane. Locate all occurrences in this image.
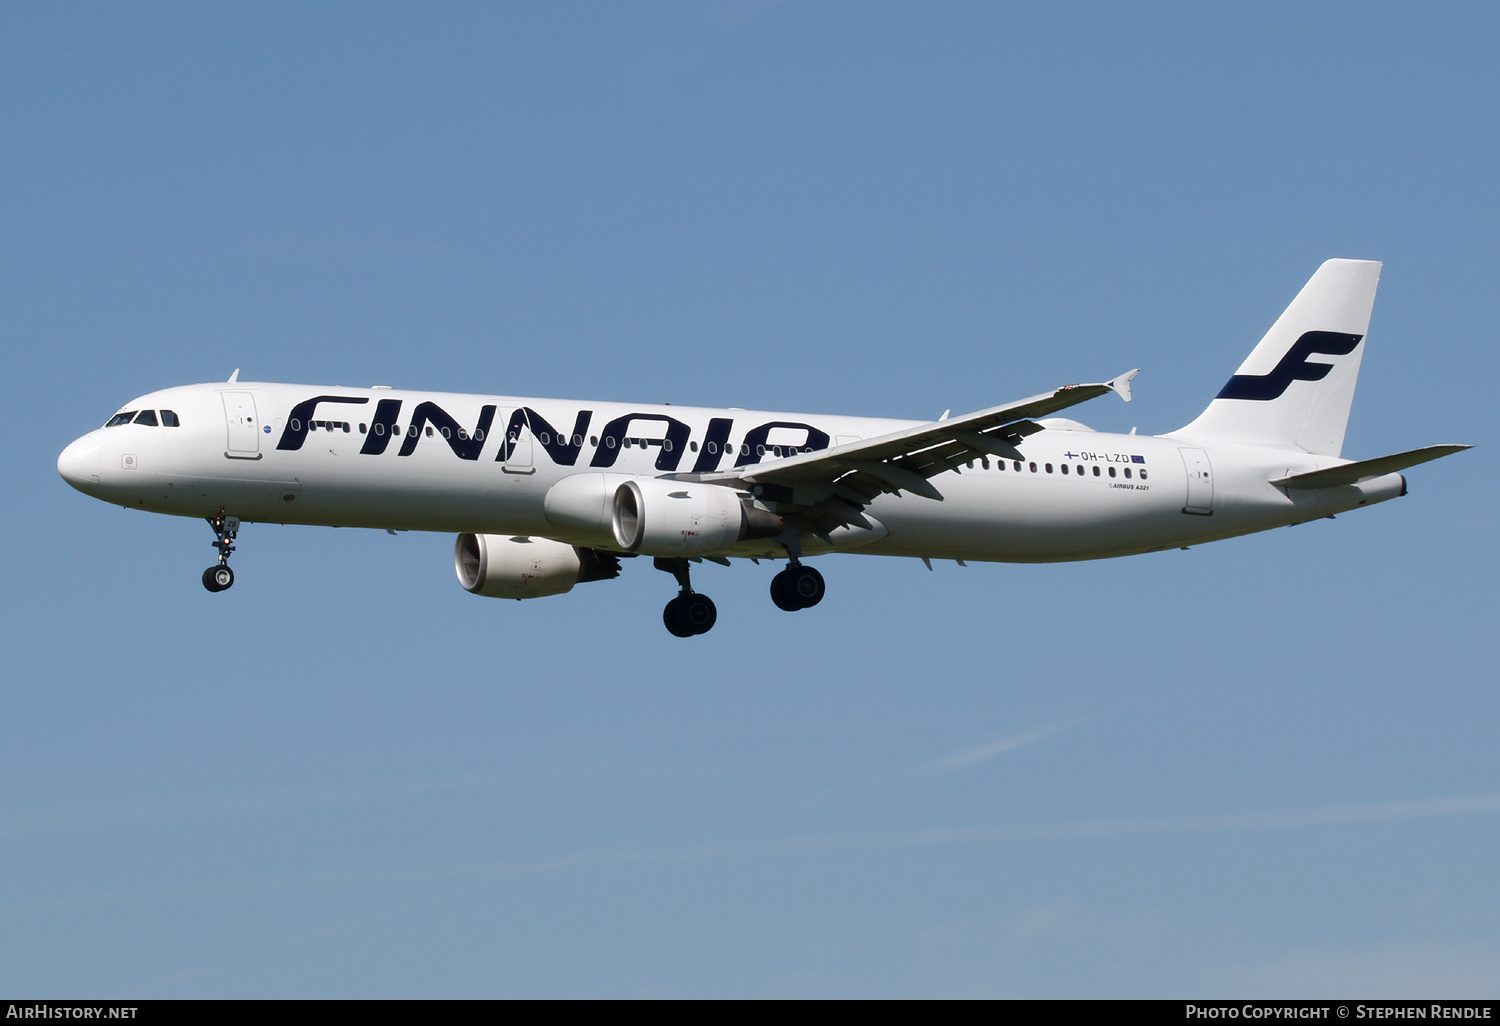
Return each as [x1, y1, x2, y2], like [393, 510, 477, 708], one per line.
[57, 259, 1469, 637]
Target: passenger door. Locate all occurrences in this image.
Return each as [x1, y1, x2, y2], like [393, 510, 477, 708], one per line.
[222, 392, 262, 459]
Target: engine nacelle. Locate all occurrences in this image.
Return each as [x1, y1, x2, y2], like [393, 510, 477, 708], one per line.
[454, 534, 619, 600]
[542, 473, 635, 546]
[611, 478, 780, 556]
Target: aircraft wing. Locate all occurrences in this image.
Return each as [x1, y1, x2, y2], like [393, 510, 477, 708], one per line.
[675, 370, 1138, 537]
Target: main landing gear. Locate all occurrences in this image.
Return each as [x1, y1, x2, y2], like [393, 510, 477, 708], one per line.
[770, 561, 825, 612]
[656, 557, 717, 638]
[202, 514, 240, 593]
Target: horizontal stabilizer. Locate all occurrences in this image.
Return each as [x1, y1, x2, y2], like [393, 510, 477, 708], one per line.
[1271, 444, 1471, 489]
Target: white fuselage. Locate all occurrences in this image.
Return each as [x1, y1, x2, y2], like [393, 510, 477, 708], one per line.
[57, 381, 1404, 563]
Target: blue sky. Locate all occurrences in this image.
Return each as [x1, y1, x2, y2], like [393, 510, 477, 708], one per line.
[3, 2, 1496, 997]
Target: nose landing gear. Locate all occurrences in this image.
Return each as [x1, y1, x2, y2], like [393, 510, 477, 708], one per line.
[202, 514, 240, 593]
[771, 561, 824, 611]
[656, 557, 717, 637]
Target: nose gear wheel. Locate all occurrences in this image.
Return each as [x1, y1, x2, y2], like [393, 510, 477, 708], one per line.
[201, 514, 240, 593]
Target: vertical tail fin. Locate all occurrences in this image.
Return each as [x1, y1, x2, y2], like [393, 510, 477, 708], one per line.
[1175, 259, 1382, 456]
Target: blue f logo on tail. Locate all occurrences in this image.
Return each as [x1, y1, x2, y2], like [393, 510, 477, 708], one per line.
[1216, 331, 1363, 401]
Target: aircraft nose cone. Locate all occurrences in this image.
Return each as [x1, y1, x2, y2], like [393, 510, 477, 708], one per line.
[58, 436, 101, 492]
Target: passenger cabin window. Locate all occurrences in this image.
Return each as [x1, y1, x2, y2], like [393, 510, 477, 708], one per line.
[106, 412, 137, 427]
[1108, 466, 1116, 477]
[134, 410, 158, 426]
[159, 410, 179, 426]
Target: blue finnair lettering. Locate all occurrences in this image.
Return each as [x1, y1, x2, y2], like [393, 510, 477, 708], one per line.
[1216, 331, 1363, 401]
[360, 398, 403, 454]
[398, 402, 496, 460]
[589, 413, 691, 471]
[692, 417, 735, 473]
[733, 422, 831, 467]
[496, 408, 592, 466]
[277, 395, 370, 450]
[279, 397, 840, 472]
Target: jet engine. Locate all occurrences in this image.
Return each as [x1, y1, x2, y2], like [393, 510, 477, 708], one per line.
[453, 533, 620, 600]
[611, 478, 781, 557]
[543, 475, 781, 557]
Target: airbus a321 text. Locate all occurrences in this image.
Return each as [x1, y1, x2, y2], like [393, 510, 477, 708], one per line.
[58, 260, 1469, 637]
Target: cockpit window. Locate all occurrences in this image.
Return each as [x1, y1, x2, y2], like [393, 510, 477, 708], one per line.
[160, 410, 180, 427]
[134, 410, 159, 426]
[105, 412, 137, 427]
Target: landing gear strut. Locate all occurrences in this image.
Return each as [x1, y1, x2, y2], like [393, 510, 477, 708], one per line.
[655, 557, 717, 637]
[202, 514, 240, 593]
[771, 561, 824, 611]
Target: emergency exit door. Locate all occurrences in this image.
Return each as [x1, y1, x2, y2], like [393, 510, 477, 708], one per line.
[1179, 447, 1213, 515]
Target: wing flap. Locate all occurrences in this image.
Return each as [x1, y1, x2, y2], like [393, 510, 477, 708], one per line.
[838, 459, 945, 500]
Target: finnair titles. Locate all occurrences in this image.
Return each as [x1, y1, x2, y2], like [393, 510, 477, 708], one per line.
[59, 260, 1469, 637]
